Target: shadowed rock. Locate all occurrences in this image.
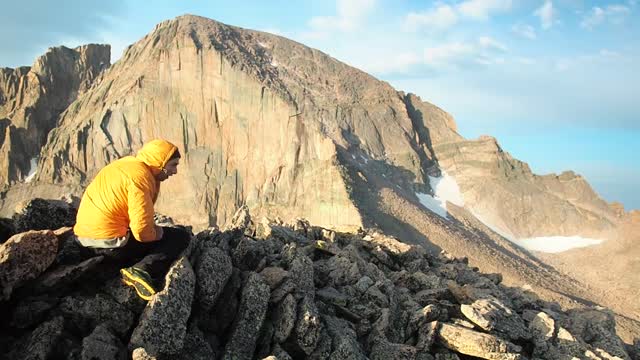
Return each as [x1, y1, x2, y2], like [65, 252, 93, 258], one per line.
[130, 257, 195, 356]
[223, 272, 271, 360]
[81, 324, 125, 360]
[0, 230, 58, 300]
[195, 242, 232, 311]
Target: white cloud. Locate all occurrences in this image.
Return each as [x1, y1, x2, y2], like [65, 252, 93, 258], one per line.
[512, 23, 537, 39]
[404, 4, 458, 32]
[457, 0, 513, 20]
[422, 37, 508, 69]
[309, 0, 376, 32]
[424, 42, 476, 66]
[581, 4, 631, 29]
[479, 36, 507, 51]
[535, 0, 555, 30]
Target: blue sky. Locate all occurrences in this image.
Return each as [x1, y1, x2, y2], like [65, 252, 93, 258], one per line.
[1, 0, 638, 210]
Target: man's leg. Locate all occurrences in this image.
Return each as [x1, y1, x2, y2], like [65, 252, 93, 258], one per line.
[120, 227, 190, 300]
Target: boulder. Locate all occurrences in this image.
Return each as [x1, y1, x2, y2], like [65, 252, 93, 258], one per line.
[0, 230, 58, 300]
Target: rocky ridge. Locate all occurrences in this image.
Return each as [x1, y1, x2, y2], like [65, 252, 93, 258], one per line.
[0, 199, 637, 359]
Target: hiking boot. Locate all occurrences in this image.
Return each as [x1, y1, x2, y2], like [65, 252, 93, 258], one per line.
[120, 267, 157, 301]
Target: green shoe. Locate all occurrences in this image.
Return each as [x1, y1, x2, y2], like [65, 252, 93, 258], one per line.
[120, 267, 157, 301]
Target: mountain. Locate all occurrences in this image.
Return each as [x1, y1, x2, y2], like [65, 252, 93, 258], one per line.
[0, 14, 637, 342]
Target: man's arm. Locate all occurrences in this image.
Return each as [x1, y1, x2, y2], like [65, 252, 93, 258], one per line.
[127, 182, 159, 242]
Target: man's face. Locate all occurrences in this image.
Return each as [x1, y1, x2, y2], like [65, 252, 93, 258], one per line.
[158, 158, 179, 182]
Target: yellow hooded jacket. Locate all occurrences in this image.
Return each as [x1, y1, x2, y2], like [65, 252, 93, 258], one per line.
[73, 139, 178, 242]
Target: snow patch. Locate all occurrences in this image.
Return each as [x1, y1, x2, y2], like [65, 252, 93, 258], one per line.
[271, 59, 278, 67]
[513, 236, 603, 253]
[24, 157, 38, 183]
[351, 154, 356, 160]
[258, 41, 269, 48]
[360, 155, 368, 164]
[416, 172, 464, 219]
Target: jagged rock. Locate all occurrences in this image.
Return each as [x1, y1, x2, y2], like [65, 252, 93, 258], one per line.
[407, 304, 441, 337]
[273, 293, 297, 343]
[101, 277, 147, 314]
[260, 266, 289, 289]
[81, 324, 125, 360]
[32, 255, 103, 293]
[436, 322, 524, 360]
[10, 316, 65, 360]
[232, 237, 266, 271]
[460, 298, 529, 341]
[176, 326, 216, 360]
[224, 204, 252, 232]
[10, 296, 58, 329]
[323, 316, 367, 360]
[129, 257, 195, 356]
[0, 230, 58, 300]
[316, 287, 349, 306]
[204, 267, 242, 334]
[223, 272, 270, 360]
[291, 295, 322, 355]
[58, 293, 134, 337]
[564, 308, 630, 360]
[369, 339, 426, 360]
[12, 198, 76, 233]
[408, 271, 442, 291]
[195, 243, 232, 311]
[290, 254, 315, 298]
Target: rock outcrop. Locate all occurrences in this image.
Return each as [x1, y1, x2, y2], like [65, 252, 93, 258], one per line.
[0, 44, 110, 186]
[0, 205, 635, 359]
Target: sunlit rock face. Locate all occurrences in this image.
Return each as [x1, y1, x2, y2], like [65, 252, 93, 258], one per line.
[0, 44, 110, 186]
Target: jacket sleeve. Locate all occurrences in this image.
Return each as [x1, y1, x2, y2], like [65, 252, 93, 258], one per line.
[127, 180, 158, 242]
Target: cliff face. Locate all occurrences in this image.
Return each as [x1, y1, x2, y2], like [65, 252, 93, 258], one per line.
[0, 44, 110, 186]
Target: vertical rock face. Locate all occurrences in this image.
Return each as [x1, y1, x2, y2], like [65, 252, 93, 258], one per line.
[0, 44, 110, 186]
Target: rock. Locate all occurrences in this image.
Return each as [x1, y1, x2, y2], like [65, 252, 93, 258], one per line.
[369, 339, 421, 360]
[232, 237, 266, 271]
[81, 324, 125, 360]
[195, 243, 232, 311]
[564, 308, 630, 360]
[12, 198, 76, 233]
[273, 294, 297, 343]
[129, 257, 195, 356]
[290, 254, 315, 298]
[0, 230, 58, 300]
[223, 272, 270, 360]
[460, 298, 529, 341]
[101, 277, 147, 314]
[32, 256, 104, 293]
[13, 316, 65, 360]
[176, 326, 217, 360]
[260, 266, 289, 289]
[324, 316, 368, 360]
[58, 293, 135, 337]
[224, 205, 252, 232]
[436, 322, 524, 360]
[204, 267, 242, 334]
[291, 295, 322, 355]
[10, 296, 58, 329]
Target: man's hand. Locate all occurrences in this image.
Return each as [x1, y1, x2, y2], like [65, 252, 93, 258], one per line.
[154, 225, 164, 241]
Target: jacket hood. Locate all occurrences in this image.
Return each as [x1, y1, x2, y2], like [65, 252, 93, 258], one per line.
[136, 139, 178, 176]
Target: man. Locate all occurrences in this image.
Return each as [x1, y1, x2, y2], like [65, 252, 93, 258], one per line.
[74, 139, 190, 300]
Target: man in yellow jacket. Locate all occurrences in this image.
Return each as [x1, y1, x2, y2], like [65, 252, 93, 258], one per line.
[74, 139, 190, 300]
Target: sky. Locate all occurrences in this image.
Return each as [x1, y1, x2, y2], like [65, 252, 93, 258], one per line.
[1, 0, 638, 210]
